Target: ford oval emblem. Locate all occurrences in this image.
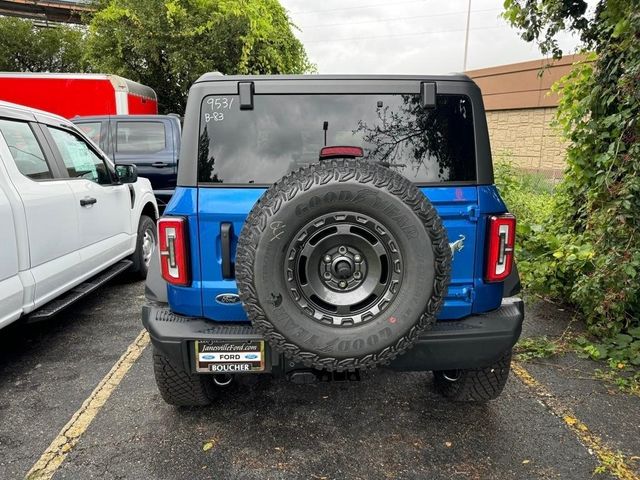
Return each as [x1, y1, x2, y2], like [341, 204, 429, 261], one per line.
[215, 293, 241, 305]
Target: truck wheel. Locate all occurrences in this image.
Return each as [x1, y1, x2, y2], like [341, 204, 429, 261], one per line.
[434, 351, 512, 402]
[236, 159, 451, 372]
[130, 215, 156, 279]
[152, 348, 215, 407]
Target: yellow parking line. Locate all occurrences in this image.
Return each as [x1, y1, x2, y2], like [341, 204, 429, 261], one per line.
[26, 330, 150, 480]
[512, 361, 639, 480]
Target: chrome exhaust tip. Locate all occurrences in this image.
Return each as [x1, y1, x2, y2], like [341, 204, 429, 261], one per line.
[213, 374, 233, 387]
[442, 370, 461, 382]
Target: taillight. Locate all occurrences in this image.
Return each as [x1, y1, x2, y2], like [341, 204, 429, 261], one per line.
[158, 217, 190, 286]
[319, 146, 364, 160]
[485, 214, 516, 283]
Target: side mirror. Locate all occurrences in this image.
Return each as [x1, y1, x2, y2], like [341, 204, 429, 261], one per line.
[115, 164, 138, 183]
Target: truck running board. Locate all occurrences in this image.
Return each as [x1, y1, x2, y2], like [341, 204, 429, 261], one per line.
[27, 260, 133, 322]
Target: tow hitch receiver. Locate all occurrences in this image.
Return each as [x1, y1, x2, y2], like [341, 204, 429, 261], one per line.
[288, 370, 362, 384]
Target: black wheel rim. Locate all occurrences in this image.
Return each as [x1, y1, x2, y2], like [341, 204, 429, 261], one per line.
[285, 212, 403, 327]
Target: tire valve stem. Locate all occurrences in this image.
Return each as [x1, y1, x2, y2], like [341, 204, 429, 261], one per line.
[339, 280, 347, 288]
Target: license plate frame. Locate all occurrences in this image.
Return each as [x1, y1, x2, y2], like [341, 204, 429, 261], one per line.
[193, 340, 267, 373]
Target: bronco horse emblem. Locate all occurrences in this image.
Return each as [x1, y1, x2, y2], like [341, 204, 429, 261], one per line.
[449, 235, 465, 258]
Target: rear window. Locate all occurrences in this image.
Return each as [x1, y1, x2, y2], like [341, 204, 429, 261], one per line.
[198, 93, 476, 184]
[77, 122, 101, 145]
[116, 121, 166, 154]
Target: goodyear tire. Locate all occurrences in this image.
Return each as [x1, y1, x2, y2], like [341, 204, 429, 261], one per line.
[153, 347, 215, 406]
[236, 159, 451, 371]
[434, 350, 512, 402]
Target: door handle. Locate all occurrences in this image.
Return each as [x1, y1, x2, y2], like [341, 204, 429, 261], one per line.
[80, 197, 97, 207]
[151, 162, 168, 168]
[221, 223, 234, 279]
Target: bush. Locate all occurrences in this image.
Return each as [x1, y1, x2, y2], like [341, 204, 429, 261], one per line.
[502, 0, 640, 376]
[495, 159, 639, 376]
[493, 160, 565, 294]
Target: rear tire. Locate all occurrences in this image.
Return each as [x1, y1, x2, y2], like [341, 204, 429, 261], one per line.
[434, 351, 512, 402]
[152, 347, 215, 406]
[129, 215, 156, 279]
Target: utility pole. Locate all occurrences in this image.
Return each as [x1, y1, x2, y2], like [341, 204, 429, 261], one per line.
[463, 0, 471, 71]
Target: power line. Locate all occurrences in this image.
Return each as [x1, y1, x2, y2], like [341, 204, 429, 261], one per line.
[302, 24, 502, 44]
[298, 8, 497, 30]
[289, 0, 435, 16]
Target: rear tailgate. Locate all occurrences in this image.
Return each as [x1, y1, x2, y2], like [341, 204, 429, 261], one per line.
[196, 185, 478, 321]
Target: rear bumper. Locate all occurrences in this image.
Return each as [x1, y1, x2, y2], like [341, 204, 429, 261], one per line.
[142, 297, 524, 374]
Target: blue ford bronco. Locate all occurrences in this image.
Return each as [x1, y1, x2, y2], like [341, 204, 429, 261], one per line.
[142, 74, 524, 406]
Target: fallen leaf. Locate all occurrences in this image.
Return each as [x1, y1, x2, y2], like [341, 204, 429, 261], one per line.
[564, 415, 577, 426]
[202, 440, 216, 452]
[445, 441, 453, 448]
[522, 459, 530, 464]
[617, 363, 625, 369]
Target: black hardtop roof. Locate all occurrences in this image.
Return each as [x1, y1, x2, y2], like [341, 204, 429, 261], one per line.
[195, 73, 473, 84]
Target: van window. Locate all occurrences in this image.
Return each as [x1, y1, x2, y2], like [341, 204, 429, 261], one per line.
[198, 93, 476, 184]
[77, 122, 102, 145]
[116, 121, 166, 154]
[0, 119, 52, 180]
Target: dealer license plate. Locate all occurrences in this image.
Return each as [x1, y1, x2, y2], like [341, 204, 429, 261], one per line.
[194, 340, 265, 373]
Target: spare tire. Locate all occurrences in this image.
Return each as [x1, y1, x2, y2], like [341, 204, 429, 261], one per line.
[236, 159, 451, 371]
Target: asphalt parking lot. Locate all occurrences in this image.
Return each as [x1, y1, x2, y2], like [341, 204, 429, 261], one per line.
[0, 279, 638, 480]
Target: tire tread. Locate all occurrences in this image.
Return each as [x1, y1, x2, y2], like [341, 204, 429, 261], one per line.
[152, 348, 214, 406]
[434, 351, 512, 402]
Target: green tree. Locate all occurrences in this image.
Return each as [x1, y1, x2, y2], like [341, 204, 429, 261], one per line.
[85, 0, 314, 113]
[503, 0, 640, 335]
[0, 17, 87, 72]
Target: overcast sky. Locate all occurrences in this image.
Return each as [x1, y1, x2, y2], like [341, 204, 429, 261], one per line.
[280, 0, 588, 74]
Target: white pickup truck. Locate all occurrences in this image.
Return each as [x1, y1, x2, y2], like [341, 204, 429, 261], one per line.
[0, 101, 158, 329]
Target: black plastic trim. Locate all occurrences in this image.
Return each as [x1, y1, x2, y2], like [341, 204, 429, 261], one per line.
[142, 297, 524, 374]
[220, 222, 234, 278]
[502, 262, 522, 297]
[144, 249, 168, 303]
[420, 82, 436, 108]
[238, 82, 254, 110]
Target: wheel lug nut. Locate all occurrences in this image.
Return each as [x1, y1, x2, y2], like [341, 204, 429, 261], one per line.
[339, 280, 347, 288]
[354, 255, 361, 262]
[324, 255, 332, 263]
[324, 272, 332, 279]
[354, 272, 362, 279]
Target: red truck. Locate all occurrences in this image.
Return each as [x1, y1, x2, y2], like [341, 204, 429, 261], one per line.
[0, 73, 158, 119]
